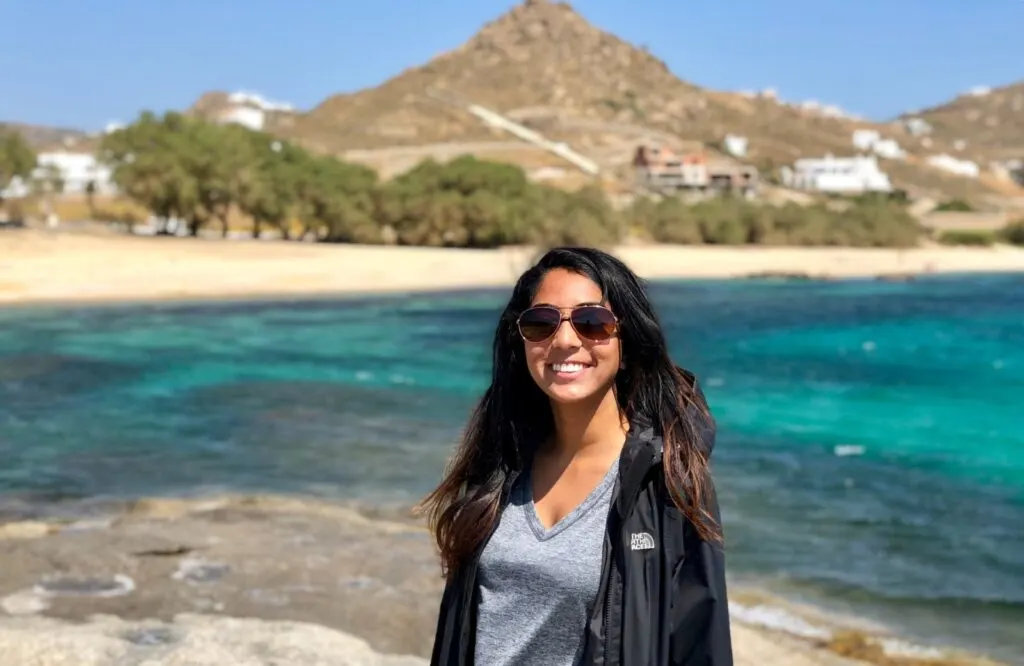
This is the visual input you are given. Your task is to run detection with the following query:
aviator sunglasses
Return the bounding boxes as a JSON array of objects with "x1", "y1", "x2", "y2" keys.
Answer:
[{"x1": 516, "y1": 305, "x2": 619, "y2": 343}]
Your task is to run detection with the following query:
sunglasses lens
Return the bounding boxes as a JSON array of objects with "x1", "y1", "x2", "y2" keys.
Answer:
[
  {"x1": 571, "y1": 306, "x2": 617, "y2": 341},
  {"x1": 518, "y1": 307, "x2": 561, "y2": 342}
]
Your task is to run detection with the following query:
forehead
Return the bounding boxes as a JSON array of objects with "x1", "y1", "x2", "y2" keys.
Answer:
[{"x1": 531, "y1": 269, "x2": 604, "y2": 308}]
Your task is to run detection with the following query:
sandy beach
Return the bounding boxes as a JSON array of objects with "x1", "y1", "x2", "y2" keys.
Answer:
[{"x1": 2, "y1": 228, "x2": 1024, "y2": 305}]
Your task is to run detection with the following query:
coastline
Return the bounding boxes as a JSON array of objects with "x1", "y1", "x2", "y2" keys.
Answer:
[
  {"x1": 2, "y1": 229, "x2": 1024, "y2": 306},
  {"x1": 0, "y1": 493, "x2": 1010, "y2": 666},
  {"x1": 2, "y1": 231, "x2": 1020, "y2": 663}
]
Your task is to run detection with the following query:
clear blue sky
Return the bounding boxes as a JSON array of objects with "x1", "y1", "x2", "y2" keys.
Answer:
[{"x1": 1, "y1": 0, "x2": 1020, "y2": 131}]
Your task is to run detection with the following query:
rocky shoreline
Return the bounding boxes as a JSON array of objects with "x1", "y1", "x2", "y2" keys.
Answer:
[{"x1": 0, "y1": 494, "x2": 1009, "y2": 665}]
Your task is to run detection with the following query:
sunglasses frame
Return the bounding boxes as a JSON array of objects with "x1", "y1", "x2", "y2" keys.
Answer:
[{"x1": 516, "y1": 304, "x2": 619, "y2": 343}]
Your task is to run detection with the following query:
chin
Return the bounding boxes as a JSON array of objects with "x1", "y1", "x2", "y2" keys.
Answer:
[{"x1": 543, "y1": 383, "x2": 604, "y2": 404}]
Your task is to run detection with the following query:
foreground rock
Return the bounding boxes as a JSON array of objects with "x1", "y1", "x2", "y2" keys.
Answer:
[
  {"x1": 0, "y1": 494, "x2": 1008, "y2": 666},
  {"x1": 0, "y1": 495, "x2": 443, "y2": 657},
  {"x1": 0, "y1": 613, "x2": 425, "y2": 666}
]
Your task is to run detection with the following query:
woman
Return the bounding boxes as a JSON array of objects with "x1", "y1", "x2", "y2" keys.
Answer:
[{"x1": 421, "y1": 247, "x2": 732, "y2": 665}]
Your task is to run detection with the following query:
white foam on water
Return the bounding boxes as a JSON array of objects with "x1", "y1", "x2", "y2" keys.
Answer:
[
  {"x1": 833, "y1": 444, "x2": 866, "y2": 457},
  {"x1": 880, "y1": 638, "x2": 944, "y2": 659},
  {"x1": 730, "y1": 599, "x2": 962, "y2": 661},
  {"x1": 728, "y1": 601, "x2": 832, "y2": 640}
]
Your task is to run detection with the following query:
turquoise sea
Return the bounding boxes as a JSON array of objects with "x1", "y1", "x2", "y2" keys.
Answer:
[{"x1": 1, "y1": 273, "x2": 1022, "y2": 661}]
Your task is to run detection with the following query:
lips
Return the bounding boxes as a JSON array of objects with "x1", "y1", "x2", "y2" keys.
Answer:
[{"x1": 547, "y1": 361, "x2": 593, "y2": 381}]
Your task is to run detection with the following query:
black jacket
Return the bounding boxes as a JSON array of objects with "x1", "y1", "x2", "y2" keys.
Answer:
[{"x1": 430, "y1": 402, "x2": 733, "y2": 665}]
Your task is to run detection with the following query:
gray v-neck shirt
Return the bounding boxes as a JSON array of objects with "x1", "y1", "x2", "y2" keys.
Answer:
[{"x1": 474, "y1": 462, "x2": 618, "y2": 666}]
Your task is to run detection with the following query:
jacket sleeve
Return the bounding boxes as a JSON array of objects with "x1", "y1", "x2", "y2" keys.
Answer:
[{"x1": 666, "y1": 480, "x2": 733, "y2": 665}]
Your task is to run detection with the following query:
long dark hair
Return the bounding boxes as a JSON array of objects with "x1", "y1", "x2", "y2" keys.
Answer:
[{"x1": 419, "y1": 246, "x2": 720, "y2": 578}]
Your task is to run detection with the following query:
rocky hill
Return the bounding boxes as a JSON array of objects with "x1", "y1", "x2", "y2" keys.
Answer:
[
  {"x1": 252, "y1": 0, "x2": 1009, "y2": 201},
  {"x1": 899, "y1": 81, "x2": 1024, "y2": 163},
  {"x1": 7, "y1": 0, "x2": 1021, "y2": 203}
]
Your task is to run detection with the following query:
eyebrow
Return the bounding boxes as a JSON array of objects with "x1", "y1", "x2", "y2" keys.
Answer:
[{"x1": 532, "y1": 301, "x2": 605, "y2": 308}]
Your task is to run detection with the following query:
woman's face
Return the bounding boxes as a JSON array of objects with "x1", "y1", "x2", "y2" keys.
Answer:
[{"x1": 521, "y1": 268, "x2": 622, "y2": 405}]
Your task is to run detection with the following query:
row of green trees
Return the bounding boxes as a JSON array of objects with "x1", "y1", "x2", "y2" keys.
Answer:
[
  {"x1": 0, "y1": 112, "x2": 938, "y2": 248},
  {"x1": 0, "y1": 129, "x2": 39, "y2": 203},
  {"x1": 99, "y1": 112, "x2": 623, "y2": 246},
  {"x1": 939, "y1": 221, "x2": 1024, "y2": 247},
  {"x1": 0, "y1": 129, "x2": 71, "y2": 221},
  {"x1": 629, "y1": 195, "x2": 922, "y2": 247},
  {"x1": 99, "y1": 112, "x2": 929, "y2": 248}
]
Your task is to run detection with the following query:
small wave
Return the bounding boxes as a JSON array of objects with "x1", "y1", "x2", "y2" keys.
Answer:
[
  {"x1": 834, "y1": 444, "x2": 865, "y2": 457},
  {"x1": 728, "y1": 601, "x2": 831, "y2": 639}
]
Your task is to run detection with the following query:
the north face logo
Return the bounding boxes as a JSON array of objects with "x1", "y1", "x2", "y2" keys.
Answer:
[{"x1": 630, "y1": 532, "x2": 656, "y2": 551}]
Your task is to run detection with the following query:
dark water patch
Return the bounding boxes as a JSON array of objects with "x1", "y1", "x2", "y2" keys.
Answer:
[
  {"x1": 122, "y1": 626, "x2": 178, "y2": 647},
  {"x1": 0, "y1": 354, "x2": 143, "y2": 401},
  {"x1": 35, "y1": 574, "x2": 135, "y2": 598}
]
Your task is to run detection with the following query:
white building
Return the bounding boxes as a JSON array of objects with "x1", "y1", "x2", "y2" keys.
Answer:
[
  {"x1": 209, "y1": 90, "x2": 297, "y2": 132},
  {"x1": 1, "y1": 151, "x2": 116, "y2": 200},
  {"x1": 871, "y1": 139, "x2": 905, "y2": 160},
  {"x1": 852, "y1": 129, "x2": 881, "y2": 151},
  {"x1": 851, "y1": 129, "x2": 906, "y2": 160},
  {"x1": 926, "y1": 154, "x2": 980, "y2": 178},
  {"x1": 723, "y1": 134, "x2": 748, "y2": 158},
  {"x1": 40, "y1": 152, "x2": 115, "y2": 194},
  {"x1": 226, "y1": 91, "x2": 295, "y2": 113},
  {"x1": 903, "y1": 118, "x2": 933, "y2": 136},
  {"x1": 819, "y1": 104, "x2": 847, "y2": 118},
  {"x1": 214, "y1": 106, "x2": 266, "y2": 131},
  {"x1": 782, "y1": 154, "x2": 893, "y2": 193}
]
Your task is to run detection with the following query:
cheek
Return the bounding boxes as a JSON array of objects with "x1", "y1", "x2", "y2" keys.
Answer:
[
  {"x1": 525, "y1": 344, "x2": 548, "y2": 376},
  {"x1": 594, "y1": 340, "x2": 621, "y2": 366}
]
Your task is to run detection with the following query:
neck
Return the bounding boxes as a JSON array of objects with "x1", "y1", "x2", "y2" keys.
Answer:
[{"x1": 549, "y1": 388, "x2": 627, "y2": 460}]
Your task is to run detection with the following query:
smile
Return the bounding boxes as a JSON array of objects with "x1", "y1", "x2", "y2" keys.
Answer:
[{"x1": 548, "y1": 362, "x2": 591, "y2": 376}]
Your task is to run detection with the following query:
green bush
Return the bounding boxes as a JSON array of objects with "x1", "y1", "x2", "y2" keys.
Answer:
[
  {"x1": 625, "y1": 196, "x2": 923, "y2": 248},
  {"x1": 934, "y1": 198, "x2": 974, "y2": 212},
  {"x1": 938, "y1": 230, "x2": 995, "y2": 246},
  {"x1": 1000, "y1": 220, "x2": 1024, "y2": 246}
]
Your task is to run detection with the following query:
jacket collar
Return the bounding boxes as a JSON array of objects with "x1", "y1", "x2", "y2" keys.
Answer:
[{"x1": 615, "y1": 416, "x2": 663, "y2": 519}]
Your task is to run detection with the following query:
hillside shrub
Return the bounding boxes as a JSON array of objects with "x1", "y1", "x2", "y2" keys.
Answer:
[
  {"x1": 1000, "y1": 220, "x2": 1024, "y2": 246},
  {"x1": 938, "y1": 230, "x2": 995, "y2": 246}
]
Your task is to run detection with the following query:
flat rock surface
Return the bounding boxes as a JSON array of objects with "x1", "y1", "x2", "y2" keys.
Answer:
[
  {"x1": 0, "y1": 613, "x2": 427, "y2": 666},
  {"x1": 0, "y1": 495, "x2": 1005, "y2": 666},
  {"x1": 0, "y1": 496, "x2": 443, "y2": 657}
]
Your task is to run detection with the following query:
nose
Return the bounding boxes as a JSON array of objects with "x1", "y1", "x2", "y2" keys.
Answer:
[{"x1": 551, "y1": 314, "x2": 582, "y2": 348}]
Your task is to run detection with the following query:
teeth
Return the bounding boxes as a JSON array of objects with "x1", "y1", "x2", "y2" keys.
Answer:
[{"x1": 552, "y1": 363, "x2": 585, "y2": 373}]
